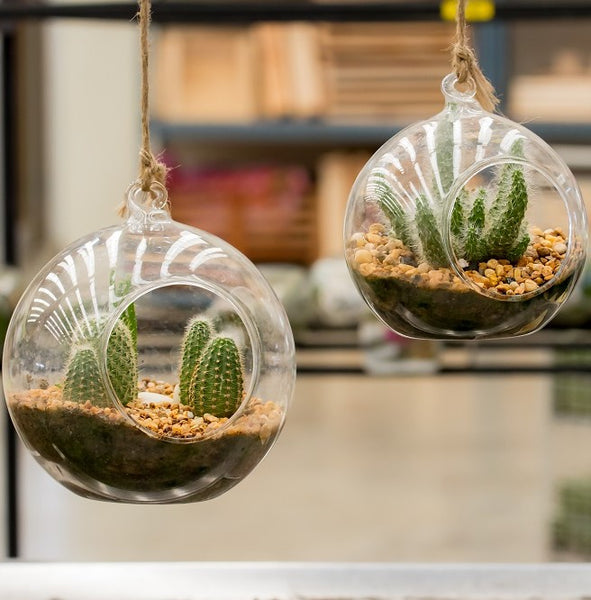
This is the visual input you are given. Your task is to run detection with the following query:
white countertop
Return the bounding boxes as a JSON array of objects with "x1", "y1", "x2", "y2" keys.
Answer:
[{"x1": 1, "y1": 562, "x2": 591, "y2": 600}]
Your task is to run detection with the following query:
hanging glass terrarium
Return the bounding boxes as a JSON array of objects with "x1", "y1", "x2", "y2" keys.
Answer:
[
  {"x1": 1, "y1": 2, "x2": 295, "y2": 504},
  {"x1": 344, "y1": 11, "x2": 587, "y2": 341},
  {"x1": 3, "y1": 181, "x2": 294, "y2": 503}
]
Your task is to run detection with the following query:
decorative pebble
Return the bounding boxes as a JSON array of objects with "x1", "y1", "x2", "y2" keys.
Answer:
[
  {"x1": 349, "y1": 223, "x2": 566, "y2": 297},
  {"x1": 354, "y1": 249, "x2": 373, "y2": 264}
]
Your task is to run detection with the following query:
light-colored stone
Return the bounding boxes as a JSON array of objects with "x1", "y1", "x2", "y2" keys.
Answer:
[{"x1": 354, "y1": 249, "x2": 373, "y2": 264}]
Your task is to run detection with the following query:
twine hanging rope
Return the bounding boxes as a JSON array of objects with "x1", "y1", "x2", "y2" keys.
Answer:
[
  {"x1": 119, "y1": 0, "x2": 168, "y2": 216},
  {"x1": 450, "y1": 0, "x2": 499, "y2": 112}
]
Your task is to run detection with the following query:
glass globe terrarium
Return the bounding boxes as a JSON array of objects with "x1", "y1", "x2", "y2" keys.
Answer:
[
  {"x1": 2, "y1": 182, "x2": 295, "y2": 503},
  {"x1": 345, "y1": 74, "x2": 588, "y2": 340}
]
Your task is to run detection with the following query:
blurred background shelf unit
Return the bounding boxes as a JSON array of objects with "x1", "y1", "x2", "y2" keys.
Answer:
[
  {"x1": 154, "y1": 20, "x2": 456, "y2": 266},
  {"x1": 152, "y1": 13, "x2": 591, "y2": 268}
]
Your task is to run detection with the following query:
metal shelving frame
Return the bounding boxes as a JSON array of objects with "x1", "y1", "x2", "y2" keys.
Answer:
[{"x1": 1, "y1": 0, "x2": 591, "y2": 562}]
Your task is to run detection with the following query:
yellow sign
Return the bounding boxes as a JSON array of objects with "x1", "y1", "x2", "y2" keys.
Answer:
[{"x1": 440, "y1": 0, "x2": 495, "y2": 22}]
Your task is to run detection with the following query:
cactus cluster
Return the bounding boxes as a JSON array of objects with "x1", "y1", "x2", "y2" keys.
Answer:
[
  {"x1": 179, "y1": 317, "x2": 244, "y2": 418},
  {"x1": 63, "y1": 306, "x2": 138, "y2": 407},
  {"x1": 370, "y1": 119, "x2": 530, "y2": 269}
]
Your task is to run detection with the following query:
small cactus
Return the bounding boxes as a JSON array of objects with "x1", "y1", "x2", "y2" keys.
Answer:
[
  {"x1": 189, "y1": 336, "x2": 244, "y2": 418},
  {"x1": 371, "y1": 127, "x2": 531, "y2": 268},
  {"x1": 63, "y1": 305, "x2": 138, "y2": 407},
  {"x1": 106, "y1": 319, "x2": 138, "y2": 406},
  {"x1": 415, "y1": 195, "x2": 447, "y2": 268},
  {"x1": 178, "y1": 318, "x2": 212, "y2": 404},
  {"x1": 464, "y1": 188, "x2": 487, "y2": 263},
  {"x1": 63, "y1": 345, "x2": 108, "y2": 406},
  {"x1": 120, "y1": 302, "x2": 138, "y2": 354}
]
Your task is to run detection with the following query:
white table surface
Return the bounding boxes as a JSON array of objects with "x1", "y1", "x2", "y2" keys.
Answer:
[{"x1": 1, "y1": 562, "x2": 591, "y2": 600}]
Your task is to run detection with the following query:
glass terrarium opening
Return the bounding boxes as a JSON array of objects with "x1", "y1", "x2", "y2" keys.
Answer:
[
  {"x1": 96, "y1": 281, "x2": 259, "y2": 442},
  {"x1": 442, "y1": 156, "x2": 574, "y2": 302}
]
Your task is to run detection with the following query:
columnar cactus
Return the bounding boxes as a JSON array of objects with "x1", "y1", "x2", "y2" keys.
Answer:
[
  {"x1": 106, "y1": 319, "x2": 138, "y2": 406},
  {"x1": 63, "y1": 345, "x2": 108, "y2": 406},
  {"x1": 178, "y1": 318, "x2": 212, "y2": 404},
  {"x1": 189, "y1": 336, "x2": 244, "y2": 418},
  {"x1": 63, "y1": 306, "x2": 138, "y2": 407}
]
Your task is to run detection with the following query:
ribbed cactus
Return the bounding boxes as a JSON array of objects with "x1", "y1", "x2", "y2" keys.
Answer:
[
  {"x1": 464, "y1": 188, "x2": 487, "y2": 263},
  {"x1": 485, "y1": 167, "x2": 529, "y2": 260},
  {"x1": 435, "y1": 115, "x2": 454, "y2": 195},
  {"x1": 63, "y1": 345, "x2": 108, "y2": 406},
  {"x1": 120, "y1": 303, "x2": 138, "y2": 354},
  {"x1": 178, "y1": 318, "x2": 212, "y2": 404},
  {"x1": 415, "y1": 195, "x2": 447, "y2": 268},
  {"x1": 189, "y1": 337, "x2": 244, "y2": 418},
  {"x1": 63, "y1": 305, "x2": 138, "y2": 406},
  {"x1": 370, "y1": 172, "x2": 415, "y2": 251},
  {"x1": 371, "y1": 126, "x2": 530, "y2": 268},
  {"x1": 106, "y1": 319, "x2": 138, "y2": 406}
]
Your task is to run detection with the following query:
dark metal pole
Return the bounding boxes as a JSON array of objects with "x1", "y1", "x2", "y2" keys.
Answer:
[
  {"x1": 0, "y1": 2, "x2": 589, "y2": 23},
  {"x1": 2, "y1": 28, "x2": 18, "y2": 559}
]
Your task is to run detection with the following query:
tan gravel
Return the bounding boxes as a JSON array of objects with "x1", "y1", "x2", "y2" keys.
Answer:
[{"x1": 348, "y1": 223, "x2": 567, "y2": 296}]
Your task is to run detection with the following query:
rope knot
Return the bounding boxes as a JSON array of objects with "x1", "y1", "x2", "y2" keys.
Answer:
[{"x1": 450, "y1": 0, "x2": 499, "y2": 112}]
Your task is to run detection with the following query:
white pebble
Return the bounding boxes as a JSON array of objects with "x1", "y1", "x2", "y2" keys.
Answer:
[
  {"x1": 138, "y1": 391, "x2": 171, "y2": 404},
  {"x1": 553, "y1": 242, "x2": 567, "y2": 254}
]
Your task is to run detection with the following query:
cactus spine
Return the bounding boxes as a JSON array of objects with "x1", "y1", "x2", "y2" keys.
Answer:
[
  {"x1": 178, "y1": 318, "x2": 212, "y2": 404},
  {"x1": 190, "y1": 337, "x2": 244, "y2": 418}
]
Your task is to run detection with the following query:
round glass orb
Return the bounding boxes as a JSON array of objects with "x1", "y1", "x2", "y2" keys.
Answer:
[
  {"x1": 344, "y1": 74, "x2": 588, "y2": 340},
  {"x1": 3, "y1": 182, "x2": 295, "y2": 503}
]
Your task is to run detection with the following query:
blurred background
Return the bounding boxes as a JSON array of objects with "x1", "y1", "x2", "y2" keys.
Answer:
[{"x1": 2, "y1": 0, "x2": 591, "y2": 563}]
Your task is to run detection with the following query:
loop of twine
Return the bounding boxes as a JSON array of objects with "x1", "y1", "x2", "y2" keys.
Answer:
[
  {"x1": 119, "y1": 0, "x2": 169, "y2": 217},
  {"x1": 450, "y1": 0, "x2": 499, "y2": 112}
]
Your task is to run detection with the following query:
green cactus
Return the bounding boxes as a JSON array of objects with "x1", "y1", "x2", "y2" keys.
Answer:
[
  {"x1": 178, "y1": 318, "x2": 212, "y2": 405},
  {"x1": 485, "y1": 167, "x2": 530, "y2": 260},
  {"x1": 63, "y1": 304, "x2": 138, "y2": 407},
  {"x1": 415, "y1": 195, "x2": 447, "y2": 268},
  {"x1": 464, "y1": 188, "x2": 487, "y2": 263},
  {"x1": 120, "y1": 303, "x2": 137, "y2": 354},
  {"x1": 106, "y1": 319, "x2": 138, "y2": 406},
  {"x1": 63, "y1": 345, "x2": 108, "y2": 406},
  {"x1": 189, "y1": 337, "x2": 244, "y2": 418},
  {"x1": 435, "y1": 115, "x2": 454, "y2": 195},
  {"x1": 371, "y1": 125, "x2": 531, "y2": 269},
  {"x1": 370, "y1": 173, "x2": 415, "y2": 251},
  {"x1": 450, "y1": 189, "x2": 468, "y2": 255}
]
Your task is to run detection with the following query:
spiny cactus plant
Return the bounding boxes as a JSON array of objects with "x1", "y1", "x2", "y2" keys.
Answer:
[
  {"x1": 178, "y1": 318, "x2": 212, "y2": 405},
  {"x1": 106, "y1": 319, "x2": 138, "y2": 405},
  {"x1": 371, "y1": 122, "x2": 530, "y2": 269},
  {"x1": 63, "y1": 306, "x2": 138, "y2": 406},
  {"x1": 63, "y1": 344, "x2": 108, "y2": 406},
  {"x1": 189, "y1": 336, "x2": 244, "y2": 419}
]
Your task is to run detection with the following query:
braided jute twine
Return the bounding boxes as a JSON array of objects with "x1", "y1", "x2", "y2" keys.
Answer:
[
  {"x1": 119, "y1": 0, "x2": 169, "y2": 217},
  {"x1": 450, "y1": 0, "x2": 499, "y2": 112}
]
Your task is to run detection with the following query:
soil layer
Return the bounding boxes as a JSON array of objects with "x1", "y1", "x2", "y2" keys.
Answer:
[
  {"x1": 349, "y1": 224, "x2": 579, "y2": 339},
  {"x1": 9, "y1": 387, "x2": 281, "y2": 502}
]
